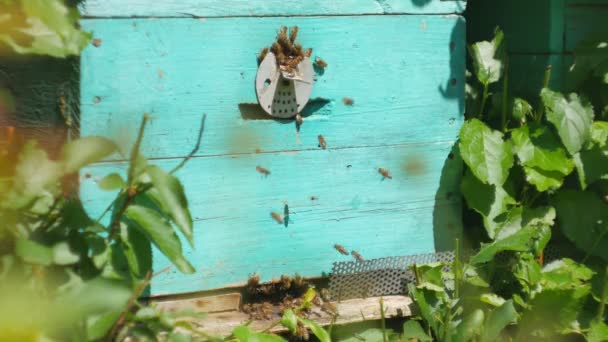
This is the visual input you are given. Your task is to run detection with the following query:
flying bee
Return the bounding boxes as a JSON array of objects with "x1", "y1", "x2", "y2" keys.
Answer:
[
  {"x1": 289, "y1": 26, "x2": 299, "y2": 43},
  {"x1": 314, "y1": 57, "x2": 328, "y2": 69},
  {"x1": 351, "y1": 250, "x2": 364, "y2": 262},
  {"x1": 334, "y1": 244, "x2": 349, "y2": 256},
  {"x1": 310, "y1": 196, "x2": 318, "y2": 201},
  {"x1": 378, "y1": 168, "x2": 392, "y2": 179},
  {"x1": 318, "y1": 135, "x2": 327, "y2": 149},
  {"x1": 283, "y1": 202, "x2": 290, "y2": 227},
  {"x1": 258, "y1": 47, "x2": 269, "y2": 64},
  {"x1": 271, "y1": 212, "x2": 284, "y2": 225},
  {"x1": 256, "y1": 165, "x2": 271, "y2": 176},
  {"x1": 342, "y1": 97, "x2": 354, "y2": 106}
]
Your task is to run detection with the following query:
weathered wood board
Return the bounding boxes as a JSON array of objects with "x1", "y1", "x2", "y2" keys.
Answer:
[{"x1": 80, "y1": 3, "x2": 465, "y2": 296}]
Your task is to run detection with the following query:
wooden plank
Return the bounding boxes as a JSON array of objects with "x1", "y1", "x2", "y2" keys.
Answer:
[
  {"x1": 171, "y1": 295, "x2": 413, "y2": 337},
  {"x1": 79, "y1": 15, "x2": 465, "y2": 159},
  {"x1": 81, "y1": 142, "x2": 462, "y2": 295},
  {"x1": 80, "y1": 0, "x2": 465, "y2": 17},
  {"x1": 155, "y1": 293, "x2": 242, "y2": 313},
  {"x1": 565, "y1": 0, "x2": 608, "y2": 51}
]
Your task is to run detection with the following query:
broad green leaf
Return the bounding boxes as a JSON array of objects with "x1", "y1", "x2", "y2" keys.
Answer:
[
  {"x1": 125, "y1": 205, "x2": 195, "y2": 274},
  {"x1": 454, "y1": 309, "x2": 484, "y2": 342},
  {"x1": 542, "y1": 89, "x2": 594, "y2": 155},
  {"x1": 52, "y1": 241, "x2": 79, "y2": 265},
  {"x1": 98, "y1": 173, "x2": 126, "y2": 191},
  {"x1": 495, "y1": 206, "x2": 555, "y2": 240},
  {"x1": 481, "y1": 300, "x2": 517, "y2": 342},
  {"x1": 233, "y1": 326, "x2": 286, "y2": 342},
  {"x1": 512, "y1": 124, "x2": 574, "y2": 174},
  {"x1": 119, "y1": 223, "x2": 152, "y2": 278},
  {"x1": 459, "y1": 119, "x2": 513, "y2": 186},
  {"x1": 514, "y1": 253, "x2": 542, "y2": 291},
  {"x1": 300, "y1": 318, "x2": 331, "y2": 342},
  {"x1": 134, "y1": 307, "x2": 158, "y2": 321},
  {"x1": 542, "y1": 259, "x2": 594, "y2": 288},
  {"x1": 0, "y1": 87, "x2": 16, "y2": 112},
  {"x1": 480, "y1": 293, "x2": 506, "y2": 307},
  {"x1": 588, "y1": 320, "x2": 608, "y2": 342},
  {"x1": 590, "y1": 121, "x2": 608, "y2": 148},
  {"x1": 168, "y1": 332, "x2": 193, "y2": 342},
  {"x1": 552, "y1": 190, "x2": 608, "y2": 262},
  {"x1": 463, "y1": 264, "x2": 490, "y2": 287},
  {"x1": 0, "y1": 0, "x2": 91, "y2": 57},
  {"x1": 15, "y1": 239, "x2": 52, "y2": 265},
  {"x1": 402, "y1": 320, "x2": 432, "y2": 341},
  {"x1": 146, "y1": 166, "x2": 193, "y2": 246},
  {"x1": 86, "y1": 311, "x2": 121, "y2": 341},
  {"x1": 62, "y1": 137, "x2": 117, "y2": 174},
  {"x1": 280, "y1": 309, "x2": 297, "y2": 333},
  {"x1": 567, "y1": 31, "x2": 608, "y2": 88},
  {"x1": 7, "y1": 141, "x2": 62, "y2": 209},
  {"x1": 303, "y1": 288, "x2": 317, "y2": 304},
  {"x1": 461, "y1": 171, "x2": 516, "y2": 239},
  {"x1": 522, "y1": 166, "x2": 567, "y2": 192},
  {"x1": 334, "y1": 327, "x2": 396, "y2": 342},
  {"x1": 469, "y1": 28, "x2": 504, "y2": 85},
  {"x1": 591, "y1": 266, "x2": 608, "y2": 303},
  {"x1": 412, "y1": 262, "x2": 445, "y2": 292},
  {"x1": 573, "y1": 147, "x2": 608, "y2": 189},
  {"x1": 471, "y1": 225, "x2": 550, "y2": 264},
  {"x1": 407, "y1": 284, "x2": 443, "y2": 336},
  {"x1": 512, "y1": 98, "x2": 532, "y2": 123}
]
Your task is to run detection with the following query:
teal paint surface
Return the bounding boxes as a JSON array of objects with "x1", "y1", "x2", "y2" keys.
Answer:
[
  {"x1": 80, "y1": 11, "x2": 466, "y2": 295},
  {"x1": 80, "y1": 16, "x2": 465, "y2": 159},
  {"x1": 81, "y1": 0, "x2": 465, "y2": 17}
]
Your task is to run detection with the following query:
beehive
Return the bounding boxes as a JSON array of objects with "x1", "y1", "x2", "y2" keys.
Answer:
[{"x1": 79, "y1": 0, "x2": 466, "y2": 296}]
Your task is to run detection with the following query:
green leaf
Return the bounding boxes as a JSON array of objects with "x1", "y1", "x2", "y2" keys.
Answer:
[
  {"x1": 0, "y1": 87, "x2": 16, "y2": 112},
  {"x1": 86, "y1": 311, "x2": 121, "y2": 341},
  {"x1": 119, "y1": 222, "x2": 152, "y2": 278},
  {"x1": 146, "y1": 166, "x2": 194, "y2": 246},
  {"x1": 300, "y1": 318, "x2": 331, "y2": 342},
  {"x1": 57, "y1": 277, "x2": 131, "y2": 323},
  {"x1": 0, "y1": 0, "x2": 91, "y2": 57},
  {"x1": 542, "y1": 258, "x2": 594, "y2": 288},
  {"x1": 407, "y1": 284, "x2": 443, "y2": 336},
  {"x1": 125, "y1": 205, "x2": 195, "y2": 274},
  {"x1": 459, "y1": 119, "x2": 514, "y2": 186},
  {"x1": 512, "y1": 98, "x2": 532, "y2": 123},
  {"x1": 168, "y1": 332, "x2": 193, "y2": 342},
  {"x1": 481, "y1": 300, "x2": 517, "y2": 342},
  {"x1": 62, "y1": 137, "x2": 117, "y2": 174},
  {"x1": 15, "y1": 239, "x2": 53, "y2": 265},
  {"x1": 98, "y1": 173, "x2": 126, "y2": 191},
  {"x1": 573, "y1": 146, "x2": 608, "y2": 189},
  {"x1": 280, "y1": 309, "x2": 297, "y2": 333},
  {"x1": 469, "y1": 28, "x2": 504, "y2": 85},
  {"x1": 588, "y1": 320, "x2": 608, "y2": 342},
  {"x1": 454, "y1": 309, "x2": 484, "y2": 342},
  {"x1": 542, "y1": 89, "x2": 594, "y2": 155},
  {"x1": 461, "y1": 171, "x2": 516, "y2": 239},
  {"x1": 511, "y1": 124, "x2": 574, "y2": 191},
  {"x1": 135, "y1": 307, "x2": 159, "y2": 321},
  {"x1": 480, "y1": 293, "x2": 506, "y2": 307},
  {"x1": 494, "y1": 206, "x2": 556, "y2": 240},
  {"x1": 52, "y1": 241, "x2": 80, "y2": 265},
  {"x1": 402, "y1": 320, "x2": 432, "y2": 341},
  {"x1": 233, "y1": 326, "x2": 286, "y2": 342},
  {"x1": 471, "y1": 225, "x2": 550, "y2": 264},
  {"x1": 514, "y1": 253, "x2": 542, "y2": 291},
  {"x1": 522, "y1": 166, "x2": 567, "y2": 192},
  {"x1": 413, "y1": 262, "x2": 445, "y2": 292},
  {"x1": 590, "y1": 121, "x2": 608, "y2": 148},
  {"x1": 552, "y1": 190, "x2": 608, "y2": 262}
]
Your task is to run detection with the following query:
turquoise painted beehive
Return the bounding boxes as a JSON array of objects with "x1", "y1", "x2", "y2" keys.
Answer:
[{"x1": 79, "y1": 0, "x2": 466, "y2": 296}]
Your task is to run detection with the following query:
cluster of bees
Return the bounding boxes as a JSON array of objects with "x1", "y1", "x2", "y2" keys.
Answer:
[
  {"x1": 258, "y1": 26, "x2": 311, "y2": 74},
  {"x1": 334, "y1": 244, "x2": 364, "y2": 262}
]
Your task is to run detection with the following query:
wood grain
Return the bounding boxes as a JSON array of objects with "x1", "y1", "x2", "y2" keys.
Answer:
[
  {"x1": 80, "y1": 0, "x2": 466, "y2": 17},
  {"x1": 81, "y1": 142, "x2": 462, "y2": 295},
  {"x1": 79, "y1": 15, "x2": 465, "y2": 159}
]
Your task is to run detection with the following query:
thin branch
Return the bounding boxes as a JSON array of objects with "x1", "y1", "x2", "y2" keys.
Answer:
[
  {"x1": 170, "y1": 113, "x2": 207, "y2": 175},
  {"x1": 128, "y1": 113, "x2": 150, "y2": 185},
  {"x1": 107, "y1": 271, "x2": 153, "y2": 340}
]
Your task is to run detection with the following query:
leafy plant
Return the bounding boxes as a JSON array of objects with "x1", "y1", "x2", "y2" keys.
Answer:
[{"x1": 407, "y1": 28, "x2": 608, "y2": 341}]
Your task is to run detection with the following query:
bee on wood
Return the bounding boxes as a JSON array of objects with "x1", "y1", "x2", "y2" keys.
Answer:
[
  {"x1": 378, "y1": 168, "x2": 392, "y2": 179},
  {"x1": 305, "y1": 48, "x2": 313, "y2": 58},
  {"x1": 351, "y1": 250, "x2": 364, "y2": 262},
  {"x1": 256, "y1": 165, "x2": 271, "y2": 176},
  {"x1": 283, "y1": 202, "x2": 290, "y2": 227},
  {"x1": 92, "y1": 38, "x2": 102, "y2": 47},
  {"x1": 314, "y1": 57, "x2": 328, "y2": 69},
  {"x1": 289, "y1": 26, "x2": 299, "y2": 43},
  {"x1": 280, "y1": 274, "x2": 292, "y2": 289},
  {"x1": 310, "y1": 196, "x2": 318, "y2": 201},
  {"x1": 270, "y1": 42, "x2": 282, "y2": 57},
  {"x1": 295, "y1": 113, "x2": 303, "y2": 127},
  {"x1": 247, "y1": 273, "x2": 261, "y2": 294},
  {"x1": 293, "y1": 273, "x2": 305, "y2": 289},
  {"x1": 342, "y1": 97, "x2": 354, "y2": 106},
  {"x1": 258, "y1": 47, "x2": 269, "y2": 64},
  {"x1": 321, "y1": 302, "x2": 338, "y2": 316},
  {"x1": 334, "y1": 244, "x2": 349, "y2": 256},
  {"x1": 271, "y1": 212, "x2": 284, "y2": 224},
  {"x1": 318, "y1": 135, "x2": 327, "y2": 149}
]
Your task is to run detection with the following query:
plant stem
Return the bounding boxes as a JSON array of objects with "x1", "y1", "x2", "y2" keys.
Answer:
[
  {"x1": 598, "y1": 266, "x2": 608, "y2": 321},
  {"x1": 127, "y1": 113, "x2": 150, "y2": 185},
  {"x1": 413, "y1": 263, "x2": 420, "y2": 285},
  {"x1": 380, "y1": 297, "x2": 387, "y2": 342},
  {"x1": 454, "y1": 238, "x2": 461, "y2": 300},
  {"x1": 543, "y1": 65, "x2": 552, "y2": 89},
  {"x1": 501, "y1": 58, "x2": 509, "y2": 132},
  {"x1": 107, "y1": 271, "x2": 153, "y2": 341},
  {"x1": 169, "y1": 114, "x2": 206, "y2": 175},
  {"x1": 479, "y1": 82, "x2": 489, "y2": 119}
]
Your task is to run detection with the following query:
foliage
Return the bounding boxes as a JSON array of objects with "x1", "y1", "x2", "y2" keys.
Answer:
[{"x1": 408, "y1": 28, "x2": 608, "y2": 341}]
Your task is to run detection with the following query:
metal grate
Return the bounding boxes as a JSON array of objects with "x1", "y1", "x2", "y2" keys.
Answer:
[{"x1": 329, "y1": 245, "x2": 564, "y2": 301}]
